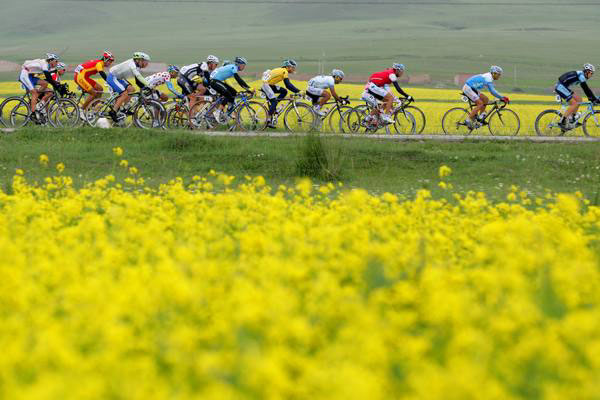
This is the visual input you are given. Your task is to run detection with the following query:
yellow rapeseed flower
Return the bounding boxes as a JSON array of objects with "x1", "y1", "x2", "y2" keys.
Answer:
[
  {"x1": 112, "y1": 147, "x2": 124, "y2": 157},
  {"x1": 439, "y1": 165, "x2": 452, "y2": 178},
  {"x1": 39, "y1": 154, "x2": 49, "y2": 166},
  {"x1": 56, "y1": 162, "x2": 65, "y2": 173}
]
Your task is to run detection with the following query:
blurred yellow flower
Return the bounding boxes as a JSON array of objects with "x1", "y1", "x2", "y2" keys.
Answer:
[
  {"x1": 56, "y1": 162, "x2": 65, "y2": 173},
  {"x1": 439, "y1": 165, "x2": 452, "y2": 178},
  {"x1": 112, "y1": 147, "x2": 124, "y2": 157},
  {"x1": 39, "y1": 154, "x2": 49, "y2": 166}
]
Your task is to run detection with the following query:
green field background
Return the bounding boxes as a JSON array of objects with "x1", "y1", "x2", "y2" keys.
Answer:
[{"x1": 1, "y1": 0, "x2": 599, "y2": 91}]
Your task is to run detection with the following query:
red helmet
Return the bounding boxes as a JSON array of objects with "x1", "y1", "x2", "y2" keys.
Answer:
[{"x1": 102, "y1": 51, "x2": 114, "y2": 61}]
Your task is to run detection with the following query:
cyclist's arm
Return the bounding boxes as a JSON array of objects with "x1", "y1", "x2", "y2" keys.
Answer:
[
  {"x1": 99, "y1": 71, "x2": 108, "y2": 81},
  {"x1": 132, "y1": 68, "x2": 149, "y2": 88},
  {"x1": 580, "y1": 82, "x2": 598, "y2": 102},
  {"x1": 43, "y1": 70, "x2": 61, "y2": 90},
  {"x1": 166, "y1": 80, "x2": 183, "y2": 97},
  {"x1": 392, "y1": 81, "x2": 409, "y2": 97},
  {"x1": 330, "y1": 85, "x2": 341, "y2": 101},
  {"x1": 233, "y1": 73, "x2": 250, "y2": 90},
  {"x1": 486, "y1": 82, "x2": 503, "y2": 99},
  {"x1": 135, "y1": 76, "x2": 147, "y2": 89},
  {"x1": 283, "y1": 78, "x2": 300, "y2": 94}
]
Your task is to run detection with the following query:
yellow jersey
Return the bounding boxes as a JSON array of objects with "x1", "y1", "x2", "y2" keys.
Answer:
[{"x1": 264, "y1": 67, "x2": 289, "y2": 85}]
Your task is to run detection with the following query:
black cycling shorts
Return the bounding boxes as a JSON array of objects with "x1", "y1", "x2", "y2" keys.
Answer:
[{"x1": 177, "y1": 76, "x2": 198, "y2": 96}]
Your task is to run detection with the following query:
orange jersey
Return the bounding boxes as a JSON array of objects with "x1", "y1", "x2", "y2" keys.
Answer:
[{"x1": 74, "y1": 59, "x2": 105, "y2": 78}]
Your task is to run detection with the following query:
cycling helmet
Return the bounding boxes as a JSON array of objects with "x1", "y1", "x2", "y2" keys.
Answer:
[
  {"x1": 46, "y1": 53, "x2": 59, "y2": 61},
  {"x1": 207, "y1": 55, "x2": 219, "y2": 64},
  {"x1": 223, "y1": 60, "x2": 232, "y2": 66},
  {"x1": 56, "y1": 62, "x2": 66, "y2": 71},
  {"x1": 332, "y1": 69, "x2": 345, "y2": 79},
  {"x1": 167, "y1": 65, "x2": 180, "y2": 73},
  {"x1": 234, "y1": 56, "x2": 247, "y2": 65},
  {"x1": 133, "y1": 52, "x2": 151, "y2": 61},
  {"x1": 490, "y1": 65, "x2": 503, "y2": 74},
  {"x1": 392, "y1": 63, "x2": 405, "y2": 71},
  {"x1": 283, "y1": 59, "x2": 298, "y2": 67},
  {"x1": 102, "y1": 51, "x2": 115, "y2": 61},
  {"x1": 584, "y1": 63, "x2": 596, "y2": 73}
]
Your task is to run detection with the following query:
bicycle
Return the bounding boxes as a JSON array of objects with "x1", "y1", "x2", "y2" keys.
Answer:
[
  {"x1": 0, "y1": 85, "x2": 79, "y2": 128},
  {"x1": 312, "y1": 95, "x2": 353, "y2": 133},
  {"x1": 394, "y1": 97, "x2": 426, "y2": 134},
  {"x1": 534, "y1": 97, "x2": 600, "y2": 137},
  {"x1": 346, "y1": 98, "x2": 416, "y2": 134},
  {"x1": 441, "y1": 94, "x2": 520, "y2": 135},
  {"x1": 259, "y1": 91, "x2": 315, "y2": 133},
  {"x1": 195, "y1": 90, "x2": 267, "y2": 132},
  {"x1": 86, "y1": 89, "x2": 166, "y2": 129}
]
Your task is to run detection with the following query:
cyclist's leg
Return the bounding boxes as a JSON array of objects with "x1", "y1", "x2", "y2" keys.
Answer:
[
  {"x1": 37, "y1": 81, "x2": 52, "y2": 112},
  {"x1": 20, "y1": 71, "x2": 40, "y2": 112},
  {"x1": 564, "y1": 95, "x2": 580, "y2": 121},
  {"x1": 366, "y1": 83, "x2": 387, "y2": 117},
  {"x1": 463, "y1": 84, "x2": 482, "y2": 121},
  {"x1": 478, "y1": 93, "x2": 489, "y2": 117},
  {"x1": 77, "y1": 73, "x2": 103, "y2": 110}
]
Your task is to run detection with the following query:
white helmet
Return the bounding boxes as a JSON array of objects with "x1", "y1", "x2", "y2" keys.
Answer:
[
  {"x1": 332, "y1": 69, "x2": 344, "y2": 79},
  {"x1": 46, "y1": 53, "x2": 59, "y2": 61},
  {"x1": 133, "y1": 52, "x2": 151, "y2": 61},
  {"x1": 490, "y1": 65, "x2": 503, "y2": 75},
  {"x1": 583, "y1": 63, "x2": 595, "y2": 73},
  {"x1": 207, "y1": 55, "x2": 219, "y2": 64}
]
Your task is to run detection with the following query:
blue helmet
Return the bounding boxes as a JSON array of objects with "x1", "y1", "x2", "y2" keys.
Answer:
[
  {"x1": 283, "y1": 59, "x2": 298, "y2": 68},
  {"x1": 235, "y1": 56, "x2": 247, "y2": 65},
  {"x1": 490, "y1": 65, "x2": 503, "y2": 75},
  {"x1": 392, "y1": 63, "x2": 405, "y2": 71},
  {"x1": 167, "y1": 65, "x2": 179, "y2": 73},
  {"x1": 332, "y1": 69, "x2": 344, "y2": 79}
]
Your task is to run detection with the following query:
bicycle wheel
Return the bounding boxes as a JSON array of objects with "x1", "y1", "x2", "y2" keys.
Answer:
[
  {"x1": 1, "y1": 97, "x2": 30, "y2": 128},
  {"x1": 49, "y1": 98, "x2": 80, "y2": 128},
  {"x1": 393, "y1": 109, "x2": 416, "y2": 134},
  {"x1": 582, "y1": 110, "x2": 600, "y2": 137},
  {"x1": 488, "y1": 108, "x2": 520, "y2": 136},
  {"x1": 283, "y1": 102, "x2": 316, "y2": 133},
  {"x1": 133, "y1": 100, "x2": 165, "y2": 129},
  {"x1": 327, "y1": 106, "x2": 352, "y2": 133},
  {"x1": 346, "y1": 105, "x2": 370, "y2": 133},
  {"x1": 167, "y1": 106, "x2": 190, "y2": 129},
  {"x1": 534, "y1": 110, "x2": 564, "y2": 137},
  {"x1": 86, "y1": 98, "x2": 110, "y2": 126},
  {"x1": 404, "y1": 106, "x2": 426, "y2": 134},
  {"x1": 441, "y1": 107, "x2": 471, "y2": 135},
  {"x1": 236, "y1": 101, "x2": 268, "y2": 132}
]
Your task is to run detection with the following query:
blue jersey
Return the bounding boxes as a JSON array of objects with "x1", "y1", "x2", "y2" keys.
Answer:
[
  {"x1": 210, "y1": 64, "x2": 239, "y2": 82},
  {"x1": 465, "y1": 72, "x2": 502, "y2": 99}
]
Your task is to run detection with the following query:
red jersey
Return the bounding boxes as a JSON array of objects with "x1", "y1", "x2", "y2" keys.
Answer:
[
  {"x1": 74, "y1": 59, "x2": 105, "y2": 78},
  {"x1": 368, "y1": 69, "x2": 398, "y2": 87}
]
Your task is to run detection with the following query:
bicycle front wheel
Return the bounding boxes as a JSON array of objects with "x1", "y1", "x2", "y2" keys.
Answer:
[
  {"x1": 345, "y1": 105, "x2": 370, "y2": 133},
  {"x1": 133, "y1": 100, "x2": 165, "y2": 129},
  {"x1": 167, "y1": 107, "x2": 190, "y2": 129},
  {"x1": 393, "y1": 109, "x2": 416, "y2": 134},
  {"x1": 488, "y1": 108, "x2": 520, "y2": 136},
  {"x1": 534, "y1": 110, "x2": 564, "y2": 137},
  {"x1": 582, "y1": 110, "x2": 600, "y2": 137},
  {"x1": 283, "y1": 103, "x2": 316, "y2": 133},
  {"x1": 404, "y1": 106, "x2": 426, "y2": 134},
  {"x1": 1, "y1": 97, "x2": 30, "y2": 128},
  {"x1": 326, "y1": 106, "x2": 352, "y2": 133},
  {"x1": 441, "y1": 107, "x2": 470, "y2": 135},
  {"x1": 236, "y1": 101, "x2": 268, "y2": 132},
  {"x1": 50, "y1": 98, "x2": 80, "y2": 128}
]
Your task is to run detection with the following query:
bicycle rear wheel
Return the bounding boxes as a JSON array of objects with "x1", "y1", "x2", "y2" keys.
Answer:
[
  {"x1": 167, "y1": 107, "x2": 190, "y2": 129},
  {"x1": 284, "y1": 103, "x2": 316, "y2": 133},
  {"x1": 327, "y1": 106, "x2": 352, "y2": 133},
  {"x1": 488, "y1": 108, "x2": 520, "y2": 136},
  {"x1": 1, "y1": 97, "x2": 30, "y2": 128},
  {"x1": 441, "y1": 107, "x2": 471, "y2": 135},
  {"x1": 86, "y1": 98, "x2": 111, "y2": 127},
  {"x1": 534, "y1": 110, "x2": 564, "y2": 137},
  {"x1": 582, "y1": 111, "x2": 600, "y2": 137},
  {"x1": 345, "y1": 105, "x2": 370, "y2": 133},
  {"x1": 49, "y1": 98, "x2": 80, "y2": 128},
  {"x1": 133, "y1": 100, "x2": 165, "y2": 129},
  {"x1": 236, "y1": 101, "x2": 268, "y2": 132}
]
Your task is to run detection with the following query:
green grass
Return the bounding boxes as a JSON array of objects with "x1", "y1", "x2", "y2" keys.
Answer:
[
  {"x1": 1, "y1": 127, "x2": 600, "y2": 202},
  {"x1": 1, "y1": 1, "x2": 599, "y2": 91}
]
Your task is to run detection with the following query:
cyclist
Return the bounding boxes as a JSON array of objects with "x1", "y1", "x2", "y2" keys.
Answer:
[
  {"x1": 146, "y1": 65, "x2": 183, "y2": 102},
  {"x1": 74, "y1": 51, "x2": 115, "y2": 115},
  {"x1": 106, "y1": 52, "x2": 151, "y2": 123},
  {"x1": 19, "y1": 53, "x2": 65, "y2": 120},
  {"x1": 209, "y1": 56, "x2": 253, "y2": 113},
  {"x1": 463, "y1": 66, "x2": 509, "y2": 128},
  {"x1": 555, "y1": 64, "x2": 599, "y2": 128},
  {"x1": 40, "y1": 62, "x2": 69, "y2": 106},
  {"x1": 261, "y1": 59, "x2": 301, "y2": 128},
  {"x1": 363, "y1": 63, "x2": 413, "y2": 124},
  {"x1": 178, "y1": 55, "x2": 220, "y2": 112},
  {"x1": 306, "y1": 69, "x2": 345, "y2": 116}
]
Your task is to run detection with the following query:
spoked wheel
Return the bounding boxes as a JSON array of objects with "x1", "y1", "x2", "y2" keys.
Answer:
[
  {"x1": 86, "y1": 98, "x2": 111, "y2": 127},
  {"x1": 327, "y1": 106, "x2": 352, "y2": 133},
  {"x1": 534, "y1": 110, "x2": 565, "y2": 137},
  {"x1": 393, "y1": 109, "x2": 416, "y2": 134},
  {"x1": 488, "y1": 108, "x2": 520, "y2": 136},
  {"x1": 0, "y1": 97, "x2": 31, "y2": 128},
  {"x1": 345, "y1": 105, "x2": 370, "y2": 133},
  {"x1": 283, "y1": 102, "x2": 316, "y2": 133},
  {"x1": 441, "y1": 107, "x2": 471, "y2": 135},
  {"x1": 404, "y1": 106, "x2": 426, "y2": 134},
  {"x1": 49, "y1": 98, "x2": 80, "y2": 127},
  {"x1": 167, "y1": 106, "x2": 190, "y2": 129},
  {"x1": 582, "y1": 110, "x2": 600, "y2": 137},
  {"x1": 133, "y1": 100, "x2": 166, "y2": 129},
  {"x1": 236, "y1": 101, "x2": 268, "y2": 132}
]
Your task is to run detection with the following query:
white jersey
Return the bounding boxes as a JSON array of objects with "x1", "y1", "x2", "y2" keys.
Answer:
[
  {"x1": 146, "y1": 72, "x2": 171, "y2": 89},
  {"x1": 22, "y1": 59, "x2": 51, "y2": 74},
  {"x1": 180, "y1": 62, "x2": 208, "y2": 80},
  {"x1": 109, "y1": 59, "x2": 147, "y2": 85},
  {"x1": 308, "y1": 75, "x2": 335, "y2": 89}
]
